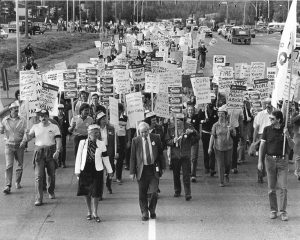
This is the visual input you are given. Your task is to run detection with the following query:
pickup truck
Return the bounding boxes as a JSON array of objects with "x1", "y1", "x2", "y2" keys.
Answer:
[{"x1": 8, "y1": 21, "x2": 46, "y2": 35}]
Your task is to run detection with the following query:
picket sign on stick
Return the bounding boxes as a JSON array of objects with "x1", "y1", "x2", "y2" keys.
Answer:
[
  {"x1": 71, "y1": 98, "x2": 75, "y2": 119},
  {"x1": 151, "y1": 91, "x2": 154, "y2": 112},
  {"x1": 26, "y1": 100, "x2": 29, "y2": 129},
  {"x1": 283, "y1": 62, "x2": 293, "y2": 156},
  {"x1": 174, "y1": 115, "x2": 178, "y2": 147}
]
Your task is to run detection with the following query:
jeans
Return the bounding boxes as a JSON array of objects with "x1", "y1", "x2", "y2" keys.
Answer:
[
  {"x1": 4, "y1": 144, "x2": 24, "y2": 187},
  {"x1": 265, "y1": 155, "x2": 288, "y2": 213},
  {"x1": 214, "y1": 149, "x2": 233, "y2": 184},
  {"x1": 172, "y1": 156, "x2": 191, "y2": 197},
  {"x1": 201, "y1": 132, "x2": 216, "y2": 172},
  {"x1": 191, "y1": 143, "x2": 199, "y2": 177}
]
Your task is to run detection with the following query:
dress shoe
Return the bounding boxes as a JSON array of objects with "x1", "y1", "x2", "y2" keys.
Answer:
[
  {"x1": 99, "y1": 196, "x2": 103, "y2": 201},
  {"x1": 150, "y1": 213, "x2": 156, "y2": 219},
  {"x1": 49, "y1": 193, "x2": 55, "y2": 199},
  {"x1": 269, "y1": 211, "x2": 277, "y2": 219},
  {"x1": 142, "y1": 213, "x2": 149, "y2": 221},
  {"x1": 107, "y1": 188, "x2": 112, "y2": 194},
  {"x1": 191, "y1": 176, "x2": 196, "y2": 183},
  {"x1": 86, "y1": 215, "x2": 92, "y2": 220},
  {"x1": 173, "y1": 193, "x2": 181, "y2": 197},
  {"x1": 93, "y1": 216, "x2": 101, "y2": 223},
  {"x1": 62, "y1": 164, "x2": 67, "y2": 168},
  {"x1": 210, "y1": 171, "x2": 216, "y2": 177},
  {"x1": 34, "y1": 200, "x2": 43, "y2": 206},
  {"x1": 3, "y1": 186, "x2": 11, "y2": 194},
  {"x1": 185, "y1": 196, "x2": 192, "y2": 201},
  {"x1": 15, "y1": 183, "x2": 22, "y2": 189}
]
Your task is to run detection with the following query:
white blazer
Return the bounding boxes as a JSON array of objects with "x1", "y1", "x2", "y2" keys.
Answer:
[{"x1": 75, "y1": 139, "x2": 113, "y2": 175}]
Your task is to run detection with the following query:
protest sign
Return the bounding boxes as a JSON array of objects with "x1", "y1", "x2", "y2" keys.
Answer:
[
  {"x1": 283, "y1": 73, "x2": 296, "y2": 101},
  {"x1": 190, "y1": 74, "x2": 210, "y2": 105},
  {"x1": 213, "y1": 55, "x2": 226, "y2": 77},
  {"x1": 218, "y1": 67, "x2": 234, "y2": 93},
  {"x1": 248, "y1": 90, "x2": 263, "y2": 112},
  {"x1": 130, "y1": 65, "x2": 145, "y2": 85},
  {"x1": 182, "y1": 58, "x2": 198, "y2": 75},
  {"x1": 170, "y1": 51, "x2": 183, "y2": 63},
  {"x1": 254, "y1": 79, "x2": 269, "y2": 100},
  {"x1": 43, "y1": 70, "x2": 60, "y2": 89},
  {"x1": 234, "y1": 63, "x2": 249, "y2": 80},
  {"x1": 292, "y1": 62, "x2": 300, "y2": 102},
  {"x1": 250, "y1": 62, "x2": 265, "y2": 83},
  {"x1": 126, "y1": 92, "x2": 145, "y2": 128},
  {"x1": 113, "y1": 67, "x2": 130, "y2": 94},
  {"x1": 145, "y1": 73, "x2": 159, "y2": 93},
  {"x1": 109, "y1": 97, "x2": 119, "y2": 126},
  {"x1": 158, "y1": 69, "x2": 182, "y2": 93},
  {"x1": 154, "y1": 93, "x2": 170, "y2": 119},
  {"x1": 54, "y1": 62, "x2": 67, "y2": 70},
  {"x1": 227, "y1": 85, "x2": 246, "y2": 109},
  {"x1": 266, "y1": 67, "x2": 276, "y2": 96},
  {"x1": 39, "y1": 82, "x2": 59, "y2": 114},
  {"x1": 19, "y1": 71, "x2": 38, "y2": 100}
]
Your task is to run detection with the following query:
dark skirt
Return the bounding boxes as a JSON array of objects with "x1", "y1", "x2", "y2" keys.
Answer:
[{"x1": 77, "y1": 161, "x2": 103, "y2": 198}]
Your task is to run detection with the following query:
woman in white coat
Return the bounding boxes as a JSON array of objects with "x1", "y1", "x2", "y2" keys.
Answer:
[{"x1": 75, "y1": 124, "x2": 113, "y2": 222}]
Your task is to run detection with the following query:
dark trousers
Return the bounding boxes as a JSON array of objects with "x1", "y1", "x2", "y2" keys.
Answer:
[
  {"x1": 231, "y1": 127, "x2": 239, "y2": 170},
  {"x1": 105, "y1": 155, "x2": 115, "y2": 193},
  {"x1": 74, "y1": 135, "x2": 87, "y2": 157},
  {"x1": 201, "y1": 132, "x2": 216, "y2": 171},
  {"x1": 138, "y1": 165, "x2": 159, "y2": 215},
  {"x1": 116, "y1": 136, "x2": 126, "y2": 180},
  {"x1": 200, "y1": 54, "x2": 206, "y2": 68},
  {"x1": 172, "y1": 156, "x2": 191, "y2": 197},
  {"x1": 59, "y1": 135, "x2": 67, "y2": 165}
]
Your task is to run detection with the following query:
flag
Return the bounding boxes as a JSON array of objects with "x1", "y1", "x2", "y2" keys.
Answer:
[{"x1": 271, "y1": 0, "x2": 297, "y2": 108}]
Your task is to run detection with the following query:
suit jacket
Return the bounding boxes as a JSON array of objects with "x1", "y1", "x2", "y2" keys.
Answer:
[
  {"x1": 100, "y1": 124, "x2": 117, "y2": 159},
  {"x1": 75, "y1": 139, "x2": 113, "y2": 174},
  {"x1": 130, "y1": 133, "x2": 165, "y2": 181}
]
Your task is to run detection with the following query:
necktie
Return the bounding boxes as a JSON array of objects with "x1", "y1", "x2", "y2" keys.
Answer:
[
  {"x1": 145, "y1": 138, "x2": 151, "y2": 165},
  {"x1": 244, "y1": 105, "x2": 250, "y2": 121}
]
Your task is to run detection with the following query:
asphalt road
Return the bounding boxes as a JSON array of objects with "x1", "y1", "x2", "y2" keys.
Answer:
[{"x1": 1, "y1": 32, "x2": 300, "y2": 240}]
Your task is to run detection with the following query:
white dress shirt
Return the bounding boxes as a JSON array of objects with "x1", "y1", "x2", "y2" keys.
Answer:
[{"x1": 100, "y1": 126, "x2": 108, "y2": 146}]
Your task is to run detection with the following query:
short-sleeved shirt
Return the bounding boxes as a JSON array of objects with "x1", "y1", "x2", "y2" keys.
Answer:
[
  {"x1": 253, "y1": 109, "x2": 271, "y2": 134},
  {"x1": 30, "y1": 122, "x2": 61, "y2": 147},
  {"x1": 261, "y1": 125, "x2": 286, "y2": 156},
  {"x1": 228, "y1": 108, "x2": 243, "y2": 128},
  {"x1": 211, "y1": 122, "x2": 233, "y2": 151},
  {"x1": 70, "y1": 115, "x2": 93, "y2": 136}
]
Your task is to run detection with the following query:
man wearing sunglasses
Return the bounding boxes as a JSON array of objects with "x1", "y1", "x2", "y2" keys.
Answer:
[
  {"x1": 21, "y1": 109, "x2": 62, "y2": 206},
  {"x1": 258, "y1": 110, "x2": 293, "y2": 221}
]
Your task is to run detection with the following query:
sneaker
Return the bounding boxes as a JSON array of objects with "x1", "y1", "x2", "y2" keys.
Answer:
[
  {"x1": 269, "y1": 211, "x2": 277, "y2": 219},
  {"x1": 219, "y1": 183, "x2": 225, "y2": 187},
  {"x1": 15, "y1": 183, "x2": 22, "y2": 189},
  {"x1": 173, "y1": 193, "x2": 181, "y2": 197},
  {"x1": 185, "y1": 196, "x2": 192, "y2": 201},
  {"x1": 34, "y1": 200, "x2": 43, "y2": 206},
  {"x1": 210, "y1": 171, "x2": 216, "y2": 177},
  {"x1": 49, "y1": 193, "x2": 55, "y2": 199},
  {"x1": 281, "y1": 212, "x2": 288, "y2": 221},
  {"x1": 231, "y1": 168, "x2": 238, "y2": 174},
  {"x1": 3, "y1": 186, "x2": 11, "y2": 194},
  {"x1": 116, "y1": 179, "x2": 122, "y2": 185},
  {"x1": 191, "y1": 176, "x2": 196, "y2": 183}
]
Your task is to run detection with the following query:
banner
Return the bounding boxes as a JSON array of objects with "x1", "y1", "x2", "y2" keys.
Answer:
[
  {"x1": 126, "y1": 92, "x2": 144, "y2": 128},
  {"x1": 190, "y1": 74, "x2": 210, "y2": 105},
  {"x1": 272, "y1": 0, "x2": 297, "y2": 107}
]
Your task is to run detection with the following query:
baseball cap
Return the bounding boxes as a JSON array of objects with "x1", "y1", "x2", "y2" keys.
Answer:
[
  {"x1": 9, "y1": 102, "x2": 19, "y2": 109},
  {"x1": 40, "y1": 109, "x2": 49, "y2": 116},
  {"x1": 58, "y1": 104, "x2": 64, "y2": 109},
  {"x1": 96, "y1": 112, "x2": 106, "y2": 120},
  {"x1": 88, "y1": 124, "x2": 100, "y2": 132},
  {"x1": 218, "y1": 104, "x2": 228, "y2": 113}
]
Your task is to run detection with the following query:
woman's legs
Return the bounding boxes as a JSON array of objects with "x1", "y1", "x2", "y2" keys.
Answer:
[
  {"x1": 92, "y1": 197, "x2": 100, "y2": 217},
  {"x1": 84, "y1": 196, "x2": 92, "y2": 215}
]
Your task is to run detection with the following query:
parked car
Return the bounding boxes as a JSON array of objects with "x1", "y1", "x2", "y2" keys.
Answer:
[
  {"x1": 199, "y1": 26, "x2": 212, "y2": 37},
  {"x1": 0, "y1": 29, "x2": 8, "y2": 39},
  {"x1": 250, "y1": 28, "x2": 256, "y2": 38}
]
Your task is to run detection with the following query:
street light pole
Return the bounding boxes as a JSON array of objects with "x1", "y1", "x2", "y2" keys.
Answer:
[
  {"x1": 73, "y1": 0, "x2": 75, "y2": 22},
  {"x1": 16, "y1": 0, "x2": 20, "y2": 71},
  {"x1": 66, "y1": 0, "x2": 68, "y2": 30},
  {"x1": 101, "y1": 0, "x2": 103, "y2": 32}
]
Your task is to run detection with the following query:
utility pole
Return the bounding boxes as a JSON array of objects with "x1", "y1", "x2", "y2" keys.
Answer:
[
  {"x1": 16, "y1": 0, "x2": 20, "y2": 71},
  {"x1": 66, "y1": 0, "x2": 68, "y2": 30},
  {"x1": 25, "y1": 0, "x2": 28, "y2": 38},
  {"x1": 136, "y1": 0, "x2": 138, "y2": 23},
  {"x1": 79, "y1": 0, "x2": 81, "y2": 26},
  {"x1": 73, "y1": 0, "x2": 75, "y2": 22},
  {"x1": 243, "y1": 1, "x2": 246, "y2": 26},
  {"x1": 101, "y1": 0, "x2": 103, "y2": 32}
]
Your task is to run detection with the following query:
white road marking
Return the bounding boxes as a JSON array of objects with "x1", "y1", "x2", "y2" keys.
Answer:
[{"x1": 148, "y1": 219, "x2": 156, "y2": 240}]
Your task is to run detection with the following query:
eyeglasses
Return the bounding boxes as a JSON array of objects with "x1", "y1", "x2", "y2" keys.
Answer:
[{"x1": 269, "y1": 117, "x2": 275, "y2": 121}]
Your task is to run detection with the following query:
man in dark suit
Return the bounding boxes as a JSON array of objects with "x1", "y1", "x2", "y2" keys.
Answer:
[{"x1": 130, "y1": 122, "x2": 165, "y2": 221}]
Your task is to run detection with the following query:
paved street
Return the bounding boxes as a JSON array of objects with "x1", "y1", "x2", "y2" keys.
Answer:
[{"x1": 0, "y1": 135, "x2": 300, "y2": 240}]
